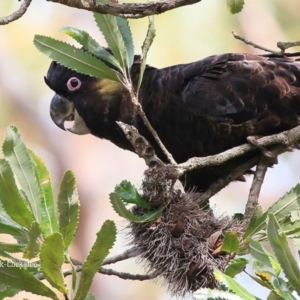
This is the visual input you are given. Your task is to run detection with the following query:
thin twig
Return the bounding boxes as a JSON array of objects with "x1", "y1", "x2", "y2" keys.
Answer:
[
  {"x1": 197, "y1": 156, "x2": 260, "y2": 203},
  {"x1": 244, "y1": 157, "x2": 270, "y2": 223},
  {"x1": 277, "y1": 41, "x2": 300, "y2": 52},
  {"x1": 35, "y1": 267, "x2": 78, "y2": 280},
  {"x1": 124, "y1": 84, "x2": 177, "y2": 165},
  {"x1": 38, "y1": 264, "x2": 158, "y2": 281},
  {"x1": 36, "y1": 248, "x2": 141, "y2": 281},
  {"x1": 138, "y1": 106, "x2": 176, "y2": 163},
  {"x1": 0, "y1": 0, "x2": 32, "y2": 25},
  {"x1": 47, "y1": 0, "x2": 202, "y2": 18},
  {"x1": 70, "y1": 248, "x2": 139, "y2": 268},
  {"x1": 232, "y1": 31, "x2": 282, "y2": 55},
  {"x1": 102, "y1": 247, "x2": 139, "y2": 265},
  {"x1": 99, "y1": 268, "x2": 159, "y2": 280},
  {"x1": 70, "y1": 258, "x2": 81, "y2": 266}
]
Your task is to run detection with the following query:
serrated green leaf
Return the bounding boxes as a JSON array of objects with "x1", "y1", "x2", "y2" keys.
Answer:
[
  {"x1": 2, "y1": 126, "x2": 40, "y2": 222},
  {"x1": 40, "y1": 232, "x2": 67, "y2": 294},
  {"x1": 0, "y1": 242, "x2": 25, "y2": 253},
  {"x1": 60, "y1": 26, "x2": 123, "y2": 73},
  {"x1": 290, "y1": 209, "x2": 300, "y2": 222},
  {"x1": 110, "y1": 192, "x2": 163, "y2": 223},
  {"x1": 116, "y1": 17, "x2": 134, "y2": 70},
  {"x1": 221, "y1": 231, "x2": 240, "y2": 253},
  {"x1": 281, "y1": 219, "x2": 300, "y2": 238},
  {"x1": 251, "y1": 266, "x2": 295, "y2": 299},
  {"x1": 58, "y1": 170, "x2": 80, "y2": 249},
  {"x1": 23, "y1": 221, "x2": 41, "y2": 259},
  {"x1": 137, "y1": 208, "x2": 164, "y2": 222},
  {"x1": 0, "y1": 159, "x2": 34, "y2": 229},
  {"x1": 12, "y1": 258, "x2": 41, "y2": 273},
  {"x1": 247, "y1": 269, "x2": 273, "y2": 289},
  {"x1": 252, "y1": 259, "x2": 273, "y2": 281},
  {"x1": 137, "y1": 16, "x2": 156, "y2": 94},
  {"x1": 194, "y1": 287, "x2": 242, "y2": 300},
  {"x1": 251, "y1": 258, "x2": 290, "y2": 295},
  {"x1": 225, "y1": 257, "x2": 248, "y2": 277},
  {"x1": 110, "y1": 192, "x2": 141, "y2": 222},
  {"x1": 267, "y1": 290, "x2": 288, "y2": 300},
  {"x1": 114, "y1": 180, "x2": 148, "y2": 207},
  {"x1": 268, "y1": 184, "x2": 300, "y2": 222},
  {"x1": 268, "y1": 213, "x2": 300, "y2": 296},
  {"x1": 0, "y1": 248, "x2": 17, "y2": 260},
  {"x1": 0, "y1": 259, "x2": 59, "y2": 299},
  {"x1": 214, "y1": 269, "x2": 255, "y2": 300},
  {"x1": 270, "y1": 276, "x2": 296, "y2": 300},
  {"x1": 65, "y1": 253, "x2": 77, "y2": 294},
  {"x1": 245, "y1": 184, "x2": 300, "y2": 239},
  {"x1": 74, "y1": 220, "x2": 116, "y2": 300},
  {"x1": 214, "y1": 269, "x2": 256, "y2": 299},
  {"x1": 84, "y1": 293, "x2": 97, "y2": 300},
  {"x1": 250, "y1": 239, "x2": 280, "y2": 275},
  {"x1": 226, "y1": 0, "x2": 245, "y2": 14},
  {"x1": 93, "y1": 13, "x2": 127, "y2": 71},
  {"x1": 29, "y1": 150, "x2": 58, "y2": 237},
  {"x1": 0, "y1": 283, "x2": 20, "y2": 298},
  {"x1": 267, "y1": 291, "x2": 278, "y2": 300},
  {"x1": 243, "y1": 206, "x2": 263, "y2": 239},
  {"x1": 34, "y1": 35, "x2": 120, "y2": 81},
  {"x1": 14, "y1": 234, "x2": 28, "y2": 246},
  {"x1": 0, "y1": 211, "x2": 28, "y2": 237},
  {"x1": 293, "y1": 238, "x2": 300, "y2": 254}
]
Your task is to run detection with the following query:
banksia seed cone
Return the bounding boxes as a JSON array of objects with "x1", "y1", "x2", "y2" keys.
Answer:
[{"x1": 130, "y1": 185, "x2": 243, "y2": 296}]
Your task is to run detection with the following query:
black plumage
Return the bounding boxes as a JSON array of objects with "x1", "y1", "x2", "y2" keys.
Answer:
[{"x1": 45, "y1": 52, "x2": 300, "y2": 192}]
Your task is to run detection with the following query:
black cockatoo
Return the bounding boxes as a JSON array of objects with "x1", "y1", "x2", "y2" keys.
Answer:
[{"x1": 45, "y1": 52, "x2": 300, "y2": 192}]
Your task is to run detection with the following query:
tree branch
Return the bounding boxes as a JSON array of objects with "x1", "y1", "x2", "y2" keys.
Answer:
[
  {"x1": 232, "y1": 31, "x2": 300, "y2": 55},
  {"x1": 102, "y1": 247, "x2": 139, "y2": 265},
  {"x1": 69, "y1": 247, "x2": 139, "y2": 267},
  {"x1": 277, "y1": 41, "x2": 300, "y2": 53},
  {"x1": 38, "y1": 263, "x2": 158, "y2": 282},
  {"x1": 197, "y1": 156, "x2": 260, "y2": 204},
  {"x1": 177, "y1": 124, "x2": 300, "y2": 176},
  {"x1": 47, "y1": 0, "x2": 202, "y2": 18},
  {"x1": 0, "y1": 0, "x2": 32, "y2": 25},
  {"x1": 99, "y1": 268, "x2": 159, "y2": 280},
  {"x1": 117, "y1": 121, "x2": 164, "y2": 167},
  {"x1": 118, "y1": 121, "x2": 300, "y2": 204},
  {"x1": 243, "y1": 157, "x2": 270, "y2": 222},
  {"x1": 232, "y1": 31, "x2": 281, "y2": 55},
  {"x1": 36, "y1": 247, "x2": 157, "y2": 281}
]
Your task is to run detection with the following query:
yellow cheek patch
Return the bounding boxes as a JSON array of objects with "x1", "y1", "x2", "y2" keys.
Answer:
[{"x1": 97, "y1": 78, "x2": 123, "y2": 97}]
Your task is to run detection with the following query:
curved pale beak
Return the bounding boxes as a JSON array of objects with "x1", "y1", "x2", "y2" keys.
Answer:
[{"x1": 50, "y1": 94, "x2": 90, "y2": 135}]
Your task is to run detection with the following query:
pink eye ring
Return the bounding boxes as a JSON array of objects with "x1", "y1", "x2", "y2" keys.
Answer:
[{"x1": 67, "y1": 77, "x2": 82, "y2": 91}]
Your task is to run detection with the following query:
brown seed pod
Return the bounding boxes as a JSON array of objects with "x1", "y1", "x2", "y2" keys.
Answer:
[{"x1": 129, "y1": 190, "x2": 244, "y2": 296}]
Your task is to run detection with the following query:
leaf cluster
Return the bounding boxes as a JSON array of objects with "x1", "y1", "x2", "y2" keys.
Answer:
[
  {"x1": 0, "y1": 126, "x2": 116, "y2": 300},
  {"x1": 33, "y1": 9, "x2": 155, "y2": 95},
  {"x1": 110, "y1": 180, "x2": 164, "y2": 223},
  {"x1": 34, "y1": 13, "x2": 134, "y2": 84}
]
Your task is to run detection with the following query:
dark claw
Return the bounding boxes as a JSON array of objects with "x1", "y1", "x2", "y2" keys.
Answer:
[{"x1": 247, "y1": 136, "x2": 276, "y2": 158}]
